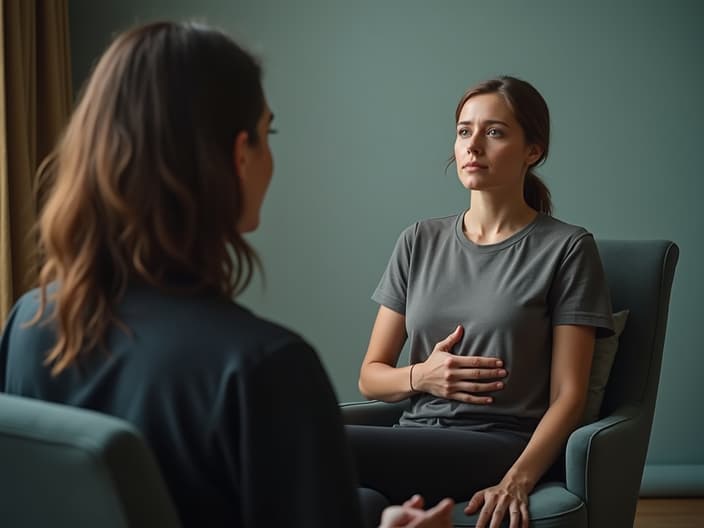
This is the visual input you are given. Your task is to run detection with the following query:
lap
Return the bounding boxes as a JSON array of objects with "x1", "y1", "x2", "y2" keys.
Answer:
[{"x1": 346, "y1": 425, "x2": 529, "y2": 505}]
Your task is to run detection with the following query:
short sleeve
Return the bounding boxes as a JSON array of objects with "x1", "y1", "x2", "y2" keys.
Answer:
[
  {"x1": 371, "y1": 225, "x2": 416, "y2": 315},
  {"x1": 548, "y1": 234, "x2": 614, "y2": 337}
]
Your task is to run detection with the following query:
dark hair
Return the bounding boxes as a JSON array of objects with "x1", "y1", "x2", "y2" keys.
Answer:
[
  {"x1": 454, "y1": 76, "x2": 552, "y2": 215},
  {"x1": 32, "y1": 21, "x2": 264, "y2": 374}
]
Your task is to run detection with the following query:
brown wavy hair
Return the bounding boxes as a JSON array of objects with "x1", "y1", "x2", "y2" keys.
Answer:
[
  {"x1": 31, "y1": 21, "x2": 264, "y2": 375},
  {"x1": 453, "y1": 76, "x2": 552, "y2": 215}
]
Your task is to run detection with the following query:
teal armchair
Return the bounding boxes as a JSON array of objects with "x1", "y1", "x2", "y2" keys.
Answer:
[
  {"x1": 341, "y1": 239, "x2": 679, "y2": 528},
  {"x1": 0, "y1": 393, "x2": 181, "y2": 527}
]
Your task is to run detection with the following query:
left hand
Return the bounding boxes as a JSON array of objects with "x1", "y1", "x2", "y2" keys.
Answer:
[
  {"x1": 379, "y1": 494, "x2": 455, "y2": 528},
  {"x1": 463, "y1": 477, "x2": 531, "y2": 528}
]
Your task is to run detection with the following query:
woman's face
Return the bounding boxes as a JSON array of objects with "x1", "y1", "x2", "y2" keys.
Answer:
[
  {"x1": 454, "y1": 93, "x2": 541, "y2": 193},
  {"x1": 236, "y1": 104, "x2": 274, "y2": 233}
]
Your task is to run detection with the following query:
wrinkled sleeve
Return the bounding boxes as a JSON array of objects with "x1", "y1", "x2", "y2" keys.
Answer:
[
  {"x1": 548, "y1": 233, "x2": 614, "y2": 338},
  {"x1": 222, "y1": 339, "x2": 363, "y2": 528},
  {"x1": 371, "y1": 225, "x2": 416, "y2": 315}
]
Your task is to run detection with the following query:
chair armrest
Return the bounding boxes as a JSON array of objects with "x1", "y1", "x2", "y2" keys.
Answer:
[
  {"x1": 565, "y1": 404, "x2": 648, "y2": 527},
  {"x1": 339, "y1": 400, "x2": 409, "y2": 426}
]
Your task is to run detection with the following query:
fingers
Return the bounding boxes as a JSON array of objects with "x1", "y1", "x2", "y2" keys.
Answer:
[
  {"x1": 380, "y1": 497, "x2": 455, "y2": 528},
  {"x1": 469, "y1": 496, "x2": 529, "y2": 528},
  {"x1": 464, "y1": 491, "x2": 484, "y2": 514},
  {"x1": 430, "y1": 498, "x2": 455, "y2": 514},
  {"x1": 443, "y1": 380, "x2": 504, "y2": 404},
  {"x1": 503, "y1": 501, "x2": 527, "y2": 528},
  {"x1": 453, "y1": 380, "x2": 505, "y2": 393},
  {"x1": 450, "y1": 355, "x2": 505, "y2": 369},
  {"x1": 467, "y1": 367, "x2": 507, "y2": 380},
  {"x1": 473, "y1": 494, "x2": 498, "y2": 528},
  {"x1": 437, "y1": 325, "x2": 463, "y2": 350},
  {"x1": 378, "y1": 505, "x2": 413, "y2": 528},
  {"x1": 520, "y1": 502, "x2": 530, "y2": 528},
  {"x1": 447, "y1": 393, "x2": 494, "y2": 405},
  {"x1": 402, "y1": 494, "x2": 425, "y2": 509},
  {"x1": 416, "y1": 498, "x2": 455, "y2": 528},
  {"x1": 509, "y1": 507, "x2": 520, "y2": 528},
  {"x1": 489, "y1": 496, "x2": 511, "y2": 528}
]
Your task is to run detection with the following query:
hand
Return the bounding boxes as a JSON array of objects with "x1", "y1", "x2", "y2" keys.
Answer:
[
  {"x1": 414, "y1": 325, "x2": 507, "y2": 404},
  {"x1": 379, "y1": 494, "x2": 454, "y2": 528},
  {"x1": 463, "y1": 477, "x2": 531, "y2": 528}
]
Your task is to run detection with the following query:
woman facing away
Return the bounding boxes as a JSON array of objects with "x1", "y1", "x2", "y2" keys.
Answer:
[
  {"x1": 352, "y1": 76, "x2": 614, "y2": 528},
  {"x1": 0, "y1": 21, "x2": 454, "y2": 528}
]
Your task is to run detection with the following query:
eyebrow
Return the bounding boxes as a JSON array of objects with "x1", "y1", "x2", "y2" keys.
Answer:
[{"x1": 457, "y1": 119, "x2": 510, "y2": 127}]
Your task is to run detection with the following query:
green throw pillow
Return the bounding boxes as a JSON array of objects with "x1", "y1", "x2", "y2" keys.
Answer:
[{"x1": 581, "y1": 309, "x2": 630, "y2": 425}]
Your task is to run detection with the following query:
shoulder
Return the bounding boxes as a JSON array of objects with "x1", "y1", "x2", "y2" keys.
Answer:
[
  {"x1": 531, "y1": 215, "x2": 596, "y2": 252},
  {"x1": 534, "y1": 215, "x2": 590, "y2": 238},
  {"x1": 3, "y1": 287, "x2": 50, "y2": 332},
  {"x1": 0, "y1": 287, "x2": 58, "y2": 362},
  {"x1": 10, "y1": 287, "x2": 46, "y2": 319},
  {"x1": 412, "y1": 213, "x2": 459, "y2": 234},
  {"x1": 396, "y1": 213, "x2": 461, "y2": 243},
  {"x1": 122, "y1": 285, "x2": 311, "y2": 358}
]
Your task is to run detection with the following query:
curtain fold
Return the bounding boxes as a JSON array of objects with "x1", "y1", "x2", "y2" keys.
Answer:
[{"x1": 0, "y1": 0, "x2": 72, "y2": 322}]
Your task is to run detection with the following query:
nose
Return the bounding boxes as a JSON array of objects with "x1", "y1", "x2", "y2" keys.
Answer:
[{"x1": 466, "y1": 132, "x2": 482, "y2": 154}]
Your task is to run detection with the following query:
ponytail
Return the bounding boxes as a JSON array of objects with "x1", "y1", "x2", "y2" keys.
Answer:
[{"x1": 524, "y1": 171, "x2": 552, "y2": 215}]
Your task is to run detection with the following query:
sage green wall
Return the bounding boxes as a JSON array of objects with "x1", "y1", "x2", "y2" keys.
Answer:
[{"x1": 68, "y1": 0, "x2": 703, "y2": 493}]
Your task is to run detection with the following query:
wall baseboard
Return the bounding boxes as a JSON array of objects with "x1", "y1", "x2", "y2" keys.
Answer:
[{"x1": 640, "y1": 464, "x2": 704, "y2": 497}]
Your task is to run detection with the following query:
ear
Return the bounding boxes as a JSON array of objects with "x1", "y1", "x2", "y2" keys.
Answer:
[
  {"x1": 526, "y1": 144, "x2": 543, "y2": 166},
  {"x1": 233, "y1": 130, "x2": 251, "y2": 182}
]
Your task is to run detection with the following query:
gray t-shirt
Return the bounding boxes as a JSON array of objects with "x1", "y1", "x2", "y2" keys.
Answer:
[{"x1": 372, "y1": 212, "x2": 614, "y2": 431}]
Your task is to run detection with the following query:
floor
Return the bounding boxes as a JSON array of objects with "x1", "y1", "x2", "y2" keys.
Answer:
[{"x1": 634, "y1": 499, "x2": 704, "y2": 527}]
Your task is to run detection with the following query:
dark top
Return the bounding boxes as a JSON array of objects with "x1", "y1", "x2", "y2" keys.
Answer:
[{"x1": 0, "y1": 284, "x2": 362, "y2": 527}]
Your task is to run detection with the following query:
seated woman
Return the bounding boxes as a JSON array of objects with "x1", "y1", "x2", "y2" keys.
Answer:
[
  {"x1": 0, "y1": 21, "x2": 452, "y2": 528},
  {"x1": 351, "y1": 76, "x2": 614, "y2": 528}
]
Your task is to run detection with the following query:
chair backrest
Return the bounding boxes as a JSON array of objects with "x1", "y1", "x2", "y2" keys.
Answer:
[
  {"x1": 596, "y1": 240, "x2": 679, "y2": 418},
  {"x1": 0, "y1": 393, "x2": 182, "y2": 527}
]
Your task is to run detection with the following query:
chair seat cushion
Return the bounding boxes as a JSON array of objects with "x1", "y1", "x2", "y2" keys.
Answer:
[{"x1": 451, "y1": 482, "x2": 587, "y2": 528}]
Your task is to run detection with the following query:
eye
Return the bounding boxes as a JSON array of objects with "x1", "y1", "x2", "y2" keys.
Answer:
[
  {"x1": 487, "y1": 128, "x2": 503, "y2": 137},
  {"x1": 457, "y1": 127, "x2": 471, "y2": 138}
]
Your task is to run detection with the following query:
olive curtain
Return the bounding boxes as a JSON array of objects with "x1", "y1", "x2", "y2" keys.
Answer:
[{"x1": 0, "y1": 0, "x2": 72, "y2": 322}]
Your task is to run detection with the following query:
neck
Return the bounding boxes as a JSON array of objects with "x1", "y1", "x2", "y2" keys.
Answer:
[{"x1": 463, "y1": 190, "x2": 537, "y2": 245}]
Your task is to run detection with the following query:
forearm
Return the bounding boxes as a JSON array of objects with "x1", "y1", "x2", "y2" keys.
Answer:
[
  {"x1": 358, "y1": 361, "x2": 415, "y2": 402},
  {"x1": 503, "y1": 324, "x2": 595, "y2": 489},
  {"x1": 503, "y1": 393, "x2": 585, "y2": 490}
]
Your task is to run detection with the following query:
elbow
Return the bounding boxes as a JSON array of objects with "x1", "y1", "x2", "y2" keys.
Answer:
[{"x1": 357, "y1": 375, "x2": 374, "y2": 400}]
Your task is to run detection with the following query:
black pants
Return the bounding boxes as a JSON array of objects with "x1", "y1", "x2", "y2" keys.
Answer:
[{"x1": 346, "y1": 425, "x2": 529, "y2": 507}]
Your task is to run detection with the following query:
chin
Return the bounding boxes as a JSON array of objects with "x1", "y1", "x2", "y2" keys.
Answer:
[
  {"x1": 237, "y1": 217, "x2": 259, "y2": 234},
  {"x1": 459, "y1": 177, "x2": 483, "y2": 191}
]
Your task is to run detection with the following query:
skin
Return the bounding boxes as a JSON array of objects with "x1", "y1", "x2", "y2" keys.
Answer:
[
  {"x1": 379, "y1": 496, "x2": 455, "y2": 528},
  {"x1": 359, "y1": 93, "x2": 596, "y2": 528},
  {"x1": 236, "y1": 101, "x2": 454, "y2": 528},
  {"x1": 234, "y1": 103, "x2": 275, "y2": 234}
]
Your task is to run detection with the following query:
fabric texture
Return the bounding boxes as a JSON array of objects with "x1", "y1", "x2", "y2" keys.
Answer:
[
  {"x1": 347, "y1": 423, "x2": 529, "y2": 505},
  {"x1": 0, "y1": 0, "x2": 72, "y2": 322},
  {"x1": 0, "y1": 284, "x2": 362, "y2": 528},
  {"x1": 372, "y1": 212, "x2": 614, "y2": 431},
  {"x1": 581, "y1": 309, "x2": 629, "y2": 425}
]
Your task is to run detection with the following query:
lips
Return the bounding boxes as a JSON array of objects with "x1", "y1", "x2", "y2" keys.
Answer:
[{"x1": 463, "y1": 161, "x2": 488, "y2": 169}]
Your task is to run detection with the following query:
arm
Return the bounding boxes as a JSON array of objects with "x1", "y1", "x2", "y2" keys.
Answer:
[
  {"x1": 358, "y1": 306, "x2": 411, "y2": 402},
  {"x1": 236, "y1": 341, "x2": 363, "y2": 528},
  {"x1": 358, "y1": 306, "x2": 506, "y2": 404},
  {"x1": 465, "y1": 324, "x2": 595, "y2": 528}
]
